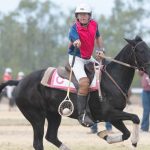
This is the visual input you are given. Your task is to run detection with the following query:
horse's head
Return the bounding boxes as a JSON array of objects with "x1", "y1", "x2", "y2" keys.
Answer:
[{"x1": 125, "y1": 36, "x2": 150, "y2": 76}]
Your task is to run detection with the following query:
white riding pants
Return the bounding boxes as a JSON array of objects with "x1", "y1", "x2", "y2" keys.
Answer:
[{"x1": 69, "y1": 55, "x2": 93, "y2": 82}]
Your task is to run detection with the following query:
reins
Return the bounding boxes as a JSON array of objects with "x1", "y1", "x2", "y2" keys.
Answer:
[
  {"x1": 101, "y1": 55, "x2": 138, "y2": 69},
  {"x1": 102, "y1": 67, "x2": 129, "y2": 100},
  {"x1": 98, "y1": 41, "x2": 147, "y2": 101},
  {"x1": 98, "y1": 56, "x2": 133, "y2": 101},
  {"x1": 100, "y1": 41, "x2": 149, "y2": 70}
]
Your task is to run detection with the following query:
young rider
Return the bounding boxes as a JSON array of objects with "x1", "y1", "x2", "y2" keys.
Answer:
[{"x1": 68, "y1": 3, "x2": 105, "y2": 127}]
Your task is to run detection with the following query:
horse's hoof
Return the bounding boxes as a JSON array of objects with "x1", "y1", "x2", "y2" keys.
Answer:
[
  {"x1": 132, "y1": 143, "x2": 137, "y2": 147},
  {"x1": 59, "y1": 144, "x2": 71, "y2": 150},
  {"x1": 97, "y1": 130, "x2": 108, "y2": 139}
]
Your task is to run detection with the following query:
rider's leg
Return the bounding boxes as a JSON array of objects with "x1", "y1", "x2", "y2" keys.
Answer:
[
  {"x1": 77, "y1": 77, "x2": 94, "y2": 127},
  {"x1": 69, "y1": 55, "x2": 94, "y2": 127}
]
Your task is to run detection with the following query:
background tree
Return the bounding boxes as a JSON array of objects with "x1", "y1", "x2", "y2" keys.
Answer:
[
  {"x1": 0, "y1": 0, "x2": 150, "y2": 87},
  {"x1": 96, "y1": 0, "x2": 150, "y2": 86},
  {"x1": 98, "y1": 0, "x2": 150, "y2": 56}
]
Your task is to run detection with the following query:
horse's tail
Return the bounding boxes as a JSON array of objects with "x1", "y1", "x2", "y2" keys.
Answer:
[{"x1": 0, "y1": 80, "x2": 19, "y2": 93}]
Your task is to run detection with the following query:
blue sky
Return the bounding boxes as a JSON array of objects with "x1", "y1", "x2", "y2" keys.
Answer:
[
  {"x1": 52, "y1": 0, "x2": 114, "y2": 16},
  {"x1": 0, "y1": 0, "x2": 19, "y2": 13},
  {"x1": 0, "y1": 0, "x2": 114, "y2": 16}
]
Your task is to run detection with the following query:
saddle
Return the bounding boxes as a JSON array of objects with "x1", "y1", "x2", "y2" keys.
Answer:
[{"x1": 57, "y1": 62, "x2": 95, "y2": 90}]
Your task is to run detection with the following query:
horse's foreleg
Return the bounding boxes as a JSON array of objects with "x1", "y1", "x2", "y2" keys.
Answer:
[
  {"x1": 59, "y1": 144, "x2": 71, "y2": 150},
  {"x1": 107, "y1": 109, "x2": 140, "y2": 124},
  {"x1": 104, "y1": 109, "x2": 140, "y2": 147},
  {"x1": 111, "y1": 110, "x2": 140, "y2": 147},
  {"x1": 98, "y1": 130, "x2": 123, "y2": 144},
  {"x1": 110, "y1": 121, "x2": 139, "y2": 147},
  {"x1": 131, "y1": 123, "x2": 139, "y2": 147},
  {"x1": 98, "y1": 120, "x2": 130, "y2": 144},
  {"x1": 46, "y1": 112, "x2": 71, "y2": 150}
]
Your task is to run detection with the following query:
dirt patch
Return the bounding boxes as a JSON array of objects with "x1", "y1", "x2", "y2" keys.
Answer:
[{"x1": 0, "y1": 96, "x2": 150, "y2": 150}]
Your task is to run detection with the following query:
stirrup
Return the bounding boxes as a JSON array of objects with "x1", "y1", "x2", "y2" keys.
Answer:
[{"x1": 79, "y1": 113, "x2": 94, "y2": 127}]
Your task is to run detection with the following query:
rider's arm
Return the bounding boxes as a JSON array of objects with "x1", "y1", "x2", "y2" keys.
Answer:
[
  {"x1": 95, "y1": 25, "x2": 105, "y2": 60},
  {"x1": 95, "y1": 25, "x2": 105, "y2": 52},
  {"x1": 95, "y1": 36, "x2": 105, "y2": 52},
  {"x1": 69, "y1": 24, "x2": 81, "y2": 48}
]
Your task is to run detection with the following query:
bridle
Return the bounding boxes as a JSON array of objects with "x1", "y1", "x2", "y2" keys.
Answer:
[
  {"x1": 100, "y1": 41, "x2": 150, "y2": 71},
  {"x1": 101, "y1": 40, "x2": 150, "y2": 100},
  {"x1": 131, "y1": 41, "x2": 150, "y2": 71}
]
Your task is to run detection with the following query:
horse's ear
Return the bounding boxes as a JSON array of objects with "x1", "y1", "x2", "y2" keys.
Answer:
[
  {"x1": 135, "y1": 35, "x2": 142, "y2": 42},
  {"x1": 124, "y1": 38, "x2": 134, "y2": 45}
]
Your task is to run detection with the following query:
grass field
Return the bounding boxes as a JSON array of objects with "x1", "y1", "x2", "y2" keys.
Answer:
[{"x1": 0, "y1": 96, "x2": 150, "y2": 150}]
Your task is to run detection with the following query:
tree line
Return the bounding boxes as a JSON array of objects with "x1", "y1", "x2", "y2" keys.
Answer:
[{"x1": 0, "y1": 0, "x2": 149, "y2": 86}]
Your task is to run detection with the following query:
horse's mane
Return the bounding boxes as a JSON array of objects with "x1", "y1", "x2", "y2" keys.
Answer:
[
  {"x1": 106, "y1": 43, "x2": 133, "y2": 68},
  {"x1": 114, "y1": 44, "x2": 131, "y2": 60},
  {"x1": 103, "y1": 42, "x2": 136, "y2": 94}
]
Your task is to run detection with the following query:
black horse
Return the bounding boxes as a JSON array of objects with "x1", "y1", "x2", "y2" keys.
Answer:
[{"x1": 0, "y1": 36, "x2": 150, "y2": 150}]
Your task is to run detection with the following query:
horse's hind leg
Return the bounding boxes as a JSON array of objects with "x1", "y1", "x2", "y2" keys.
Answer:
[
  {"x1": 46, "y1": 112, "x2": 71, "y2": 150},
  {"x1": 19, "y1": 107, "x2": 45, "y2": 150}
]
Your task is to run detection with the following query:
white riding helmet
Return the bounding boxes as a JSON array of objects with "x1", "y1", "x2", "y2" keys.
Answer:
[
  {"x1": 5, "y1": 68, "x2": 12, "y2": 73},
  {"x1": 75, "y1": 3, "x2": 92, "y2": 17},
  {"x1": 18, "y1": 71, "x2": 24, "y2": 77}
]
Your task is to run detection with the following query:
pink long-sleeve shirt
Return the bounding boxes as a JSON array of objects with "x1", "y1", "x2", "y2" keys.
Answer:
[{"x1": 140, "y1": 72, "x2": 150, "y2": 91}]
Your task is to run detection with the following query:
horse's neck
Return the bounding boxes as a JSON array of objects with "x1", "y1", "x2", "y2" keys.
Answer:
[
  {"x1": 106, "y1": 47, "x2": 135, "y2": 92},
  {"x1": 107, "y1": 64, "x2": 135, "y2": 90}
]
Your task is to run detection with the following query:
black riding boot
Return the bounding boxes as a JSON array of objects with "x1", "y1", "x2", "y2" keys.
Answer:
[{"x1": 77, "y1": 95, "x2": 94, "y2": 127}]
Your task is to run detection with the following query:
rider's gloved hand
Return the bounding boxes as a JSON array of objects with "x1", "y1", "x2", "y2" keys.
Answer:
[
  {"x1": 96, "y1": 48, "x2": 105, "y2": 60},
  {"x1": 73, "y1": 39, "x2": 81, "y2": 48}
]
